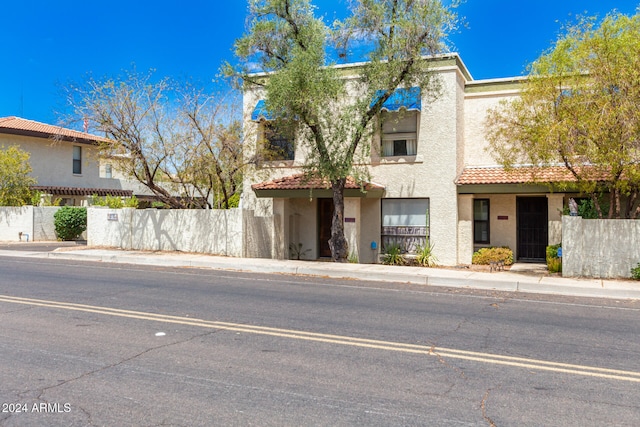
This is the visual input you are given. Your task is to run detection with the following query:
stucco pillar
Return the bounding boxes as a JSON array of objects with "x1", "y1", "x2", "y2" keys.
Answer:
[
  {"x1": 271, "y1": 198, "x2": 289, "y2": 259},
  {"x1": 344, "y1": 198, "x2": 361, "y2": 262},
  {"x1": 457, "y1": 194, "x2": 473, "y2": 265},
  {"x1": 561, "y1": 215, "x2": 583, "y2": 277},
  {"x1": 359, "y1": 199, "x2": 381, "y2": 264},
  {"x1": 547, "y1": 194, "x2": 564, "y2": 245}
]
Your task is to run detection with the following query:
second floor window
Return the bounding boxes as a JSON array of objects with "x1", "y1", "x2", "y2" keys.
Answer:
[
  {"x1": 72, "y1": 146, "x2": 82, "y2": 174},
  {"x1": 264, "y1": 122, "x2": 294, "y2": 161},
  {"x1": 381, "y1": 111, "x2": 418, "y2": 157}
]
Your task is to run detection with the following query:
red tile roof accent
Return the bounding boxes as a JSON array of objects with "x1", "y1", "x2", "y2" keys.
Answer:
[
  {"x1": 456, "y1": 166, "x2": 580, "y2": 185},
  {"x1": 0, "y1": 116, "x2": 109, "y2": 144},
  {"x1": 252, "y1": 173, "x2": 384, "y2": 191}
]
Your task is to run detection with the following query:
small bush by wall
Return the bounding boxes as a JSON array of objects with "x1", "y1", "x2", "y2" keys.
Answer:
[
  {"x1": 472, "y1": 247, "x2": 514, "y2": 266},
  {"x1": 382, "y1": 244, "x2": 406, "y2": 266},
  {"x1": 54, "y1": 207, "x2": 87, "y2": 241},
  {"x1": 546, "y1": 244, "x2": 562, "y2": 273}
]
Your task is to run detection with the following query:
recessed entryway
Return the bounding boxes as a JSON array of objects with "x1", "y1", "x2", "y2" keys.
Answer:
[
  {"x1": 318, "y1": 198, "x2": 333, "y2": 258},
  {"x1": 516, "y1": 197, "x2": 548, "y2": 261}
]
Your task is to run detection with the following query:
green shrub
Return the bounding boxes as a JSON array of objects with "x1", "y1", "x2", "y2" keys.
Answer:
[
  {"x1": 631, "y1": 263, "x2": 640, "y2": 280},
  {"x1": 546, "y1": 244, "x2": 562, "y2": 273},
  {"x1": 91, "y1": 194, "x2": 138, "y2": 208},
  {"x1": 415, "y1": 242, "x2": 438, "y2": 267},
  {"x1": 382, "y1": 244, "x2": 406, "y2": 266},
  {"x1": 54, "y1": 207, "x2": 87, "y2": 241},
  {"x1": 546, "y1": 244, "x2": 561, "y2": 262},
  {"x1": 472, "y1": 247, "x2": 514, "y2": 266},
  {"x1": 225, "y1": 193, "x2": 240, "y2": 208},
  {"x1": 562, "y1": 198, "x2": 610, "y2": 219},
  {"x1": 548, "y1": 257, "x2": 562, "y2": 273}
]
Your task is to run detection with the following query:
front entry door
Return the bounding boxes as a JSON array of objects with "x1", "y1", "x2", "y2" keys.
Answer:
[
  {"x1": 517, "y1": 197, "x2": 548, "y2": 261},
  {"x1": 318, "y1": 198, "x2": 334, "y2": 258}
]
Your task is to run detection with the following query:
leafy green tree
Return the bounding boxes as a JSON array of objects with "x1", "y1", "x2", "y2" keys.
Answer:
[
  {"x1": 228, "y1": 0, "x2": 457, "y2": 261},
  {"x1": 486, "y1": 10, "x2": 640, "y2": 218},
  {"x1": 66, "y1": 70, "x2": 246, "y2": 209},
  {"x1": 0, "y1": 145, "x2": 37, "y2": 206}
]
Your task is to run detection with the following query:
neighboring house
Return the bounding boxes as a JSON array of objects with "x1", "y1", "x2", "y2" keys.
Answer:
[
  {"x1": 0, "y1": 116, "x2": 136, "y2": 205},
  {"x1": 243, "y1": 54, "x2": 578, "y2": 265}
]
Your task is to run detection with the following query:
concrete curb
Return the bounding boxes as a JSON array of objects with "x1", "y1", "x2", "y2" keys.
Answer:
[{"x1": 2, "y1": 249, "x2": 639, "y2": 300}]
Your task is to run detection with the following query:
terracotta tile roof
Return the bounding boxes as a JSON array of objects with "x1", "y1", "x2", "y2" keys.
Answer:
[
  {"x1": 0, "y1": 116, "x2": 109, "y2": 144},
  {"x1": 32, "y1": 186, "x2": 133, "y2": 197},
  {"x1": 252, "y1": 173, "x2": 384, "y2": 191},
  {"x1": 456, "y1": 166, "x2": 580, "y2": 185}
]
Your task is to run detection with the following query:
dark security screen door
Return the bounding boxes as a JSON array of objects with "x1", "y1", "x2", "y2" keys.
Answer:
[
  {"x1": 517, "y1": 197, "x2": 548, "y2": 261},
  {"x1": 318, "y1": 198, "x2": 333, "y2": 258}
]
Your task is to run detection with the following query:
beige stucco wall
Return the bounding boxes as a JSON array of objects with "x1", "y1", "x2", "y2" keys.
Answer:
[
  {"x1": 457, "y1": 195, "x2": 473, "y2": 265},
  {"x1": 463, "y1": 88, "x2": 520, "y2": 167},
  {"x1": 548, "y1": 194, "x2": 564, "y2": 245},
  {"x1": 0, "y1": 206, "x2": 61, "y2": 241},
  {"x1": 486, "y1": 194, "x2": 518, "y2": 252},
  {"x1": 562, "y1": 216, "x2": 640, "y2": 278},
  {"x1": 0, "y1": 134, "x2": 123, "y2": 191},
  {"x1": 359, "y1": 198, "x2": 381, "y2": 264},
  {"x1": 87, "y1": 207, "x2": 243, "y2": 257},
  {"x1": 0, "y1": 206, "x2": 34, "y2": 241}
]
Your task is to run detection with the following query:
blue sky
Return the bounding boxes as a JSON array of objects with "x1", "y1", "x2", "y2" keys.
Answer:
[{"x1": 1, "y1": 0, "x2": 637, "y2": 127}]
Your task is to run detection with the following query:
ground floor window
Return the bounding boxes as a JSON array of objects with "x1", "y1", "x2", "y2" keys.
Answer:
[
  {"x1": 474, "y1": 199, "x2": 490, "y2": 244},
  {"x1": 381, "y1": 198, "x2": 429, "y2": 253}
]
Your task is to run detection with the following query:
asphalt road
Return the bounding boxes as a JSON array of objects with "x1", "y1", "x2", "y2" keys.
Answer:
[{"x1": 1, "y1": 256, "x2": 639, "y2": 426}]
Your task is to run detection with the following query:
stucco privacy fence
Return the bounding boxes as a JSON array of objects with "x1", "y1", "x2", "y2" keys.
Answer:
[
  {"x1": 0, "y1": 206, "x2": 60, "y2": 242},
  {"x1": 86, "y1": 207, "x2": 276, "y2": 258},
  {"x1": 562, "y1": 215, "x2": 640, "y2": 278}
]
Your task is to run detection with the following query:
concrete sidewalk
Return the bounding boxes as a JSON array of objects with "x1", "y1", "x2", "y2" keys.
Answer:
[{"x1": 1, "y1": 246, "x2": 639, "y2": 300}]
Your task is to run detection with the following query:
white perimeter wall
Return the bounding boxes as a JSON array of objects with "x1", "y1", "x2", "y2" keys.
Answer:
[
  {"x1": 0, "y1": 206, "x2": 34, "y2": 241},
  {"x1": 87, "y1": 208, "x2": 245, "y2": 257},
  {"x1": 562, "y1": 216, "x2": 640, "y2": 278},
  {"x1": 0, "y1": 206, "x2": 61, "y2": 241}
]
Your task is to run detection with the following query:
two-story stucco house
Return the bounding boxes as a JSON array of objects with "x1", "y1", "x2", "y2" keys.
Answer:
[
  {"x1": 0, "y1": 116, "x2": 137, "y2": 205},
  {"x1": 242, "y1": 54, "x2": 575, "y2": 265}
]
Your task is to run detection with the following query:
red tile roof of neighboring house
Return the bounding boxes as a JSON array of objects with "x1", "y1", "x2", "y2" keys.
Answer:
[
  {"x1": 252, "y1": 173, "x2": 385, "y2": 191},
  {"x1": 0, "y1": 116, "x2": 109, "y2": 144},
  {"x1": 456, "y1": 166, "x2": 582, "y2": 185}
]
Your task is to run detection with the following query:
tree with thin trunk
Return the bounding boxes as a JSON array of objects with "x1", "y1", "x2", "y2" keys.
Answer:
[
  {"x1": 227, "y1": 0, "x2": 457, "y2": 261},
  {"x1": 485, "y1": 10, "x2": 640, "y2": 218},
  {"x1": 65, "y1": 70, "x2": 247, "y2": 209}
]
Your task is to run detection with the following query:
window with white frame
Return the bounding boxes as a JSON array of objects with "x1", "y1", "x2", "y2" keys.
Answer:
[
  {"x1": 381, "y1": 111, "x2": 418, "y2": 157},
  {"x1": 381, "y1": 198, "x2": 429, "y2": 253},
  {"x1": 474, "y1": 199, "x2": 490, "y2": 244},
  {"x1": 263, "y1": 122, "x2": 295, "y2": 161},
  {"x1": 105, "y1": 164, "x2": 112, "y2": 179},
  {"x1": 72, "y1": 146, "x2": 82, "y2": 174}
]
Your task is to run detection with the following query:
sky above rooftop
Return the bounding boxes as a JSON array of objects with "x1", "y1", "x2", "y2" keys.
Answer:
[{"x1": 1, "y1": 0, "x2": 637, "y2": 127}]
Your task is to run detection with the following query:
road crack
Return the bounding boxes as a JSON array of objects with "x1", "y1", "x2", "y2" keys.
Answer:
[
  {"x1": 33, "y1": 329, "x2": 224, "y2": 401},
  {"x1": 481, "y1": 389, "x2": 497, "y2": 427},
  {"x1": 429, "y1": 345, "x2": 466, "y2": 379}
]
